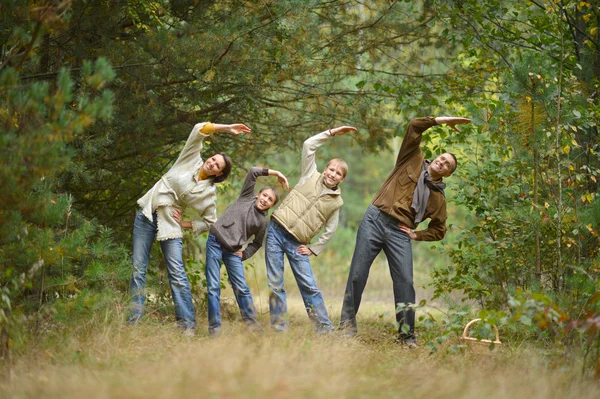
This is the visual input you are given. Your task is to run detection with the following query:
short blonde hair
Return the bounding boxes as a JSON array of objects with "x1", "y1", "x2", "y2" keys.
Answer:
[{"x1": 326, "y1": 158, "x2": 348, "y2": 178}]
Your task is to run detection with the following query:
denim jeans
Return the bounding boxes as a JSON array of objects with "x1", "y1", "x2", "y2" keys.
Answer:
[
  {"x1": 265, "y1": 221, "x2": 333, "y2": 333},
  {"x1": 205, "y1": 233, "x2": 259, "y2": 334},
  {"x1": 129, "y1": 210, "x2": 196, "y2": 329},
  {"x1": 340, "y1": 205, "x2": 415, "y2": 337}
]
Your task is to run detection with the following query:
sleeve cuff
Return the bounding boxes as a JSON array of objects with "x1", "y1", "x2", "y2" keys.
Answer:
[
  {"x1": 192, "y1": 220, "x2": 209, "y2": 236},
  {"x1": 200, "y1": 122, "x2": 215, "y2": 135},
  {"x1": 413, "y1": 231, "x2": 423, "y2": 241}
]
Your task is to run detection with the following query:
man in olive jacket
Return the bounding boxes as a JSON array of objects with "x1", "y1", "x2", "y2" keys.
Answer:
[{"x1": 340, "y1": 116, "x2": 471, "y2": 345}]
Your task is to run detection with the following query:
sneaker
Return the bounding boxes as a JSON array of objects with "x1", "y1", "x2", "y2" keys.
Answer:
[
  {"x1": 397, "y1": 336, "x2": 418, "y2": 348},
  {"x1": 208, "y1": 328, "x2": 222, "y2": 337},
  {"x1": 342, "y1": 329, "x2": 357, "y2": 337},
  {"x1": 182, "y1": 328, "x2": 195, "y2": 337}
]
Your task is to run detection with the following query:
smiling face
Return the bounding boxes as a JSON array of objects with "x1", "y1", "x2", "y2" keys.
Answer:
[
  {"x1": 428, "y1": 153, "x2": 457, "y2": 180},
  {"x1": 202, "y1": 154, "x2": 226, "y2": 177},
  {"x1": 255, "y1": 188, "x2": 277, "y2": 211},
  {"x1": 322, "y1": 160, "x2": 346, "y2": 189}
]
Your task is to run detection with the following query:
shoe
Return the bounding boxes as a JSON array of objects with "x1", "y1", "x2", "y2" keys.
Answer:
[
  {"x1": 182, "y1": 328, "x2": 195, "y2": 337},
  {"x1": 397, "y1": 336, "x2": 417, "y2": 348},
  {"x1": 208, "y1": 328, "x2": 222, "y2": 337},
  {"x1": 316, "y1": 324, "x2": 335, "y2": 335},
  {"x1": 338, "y1": 327, "x2": 357, "y2": 337}
]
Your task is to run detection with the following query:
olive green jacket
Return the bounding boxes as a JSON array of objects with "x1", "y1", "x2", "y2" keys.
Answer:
[{"x1": 371, "y1": 117, "x2": 447, "y2": 241}]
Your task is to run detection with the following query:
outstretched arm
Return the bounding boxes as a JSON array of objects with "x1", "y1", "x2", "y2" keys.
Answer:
[
  {"x1": 212, "y1": 123, "x2": 252, "y2": 135},
  {"x1": 395, "y1": 117, "x2": 471, "y2": 169},
  {"x1": 299, "y1": 126, "x2": 356, "y2": 185},
  {"x1": 173, "y1": 122, "x2": 251, "y2": 167},
  {"x1": 433, "y1": 117, "x2": 471, "y2": 132}
]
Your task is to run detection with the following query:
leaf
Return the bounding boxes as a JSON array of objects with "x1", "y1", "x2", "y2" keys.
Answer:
[
  {"x1": 573, "y1": 110, "x2": 581, "y2": 118},
  {"x1": 520, "y1": 315, "x2": 532, "y2": 326}
]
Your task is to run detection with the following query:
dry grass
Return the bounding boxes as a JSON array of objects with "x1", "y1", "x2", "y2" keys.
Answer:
[{"x1": 1, "y1": 294, "x2": 599, "y2": 399}]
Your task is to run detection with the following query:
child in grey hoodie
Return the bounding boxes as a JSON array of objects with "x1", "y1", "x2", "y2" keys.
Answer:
[{"x1": 202, "y1": 166, "x2": 288, "y2": 335}]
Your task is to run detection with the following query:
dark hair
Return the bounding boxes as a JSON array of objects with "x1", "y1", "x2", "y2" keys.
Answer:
[
  {"x1": 212, "y1": 152, "x2": 232, "y2": 183},
  {"x1": 259, "y1": 186, "x2": 280, "y2": 205},
  {"x1": 448, "y1": 152, "x2": 458, "y2": 174}
]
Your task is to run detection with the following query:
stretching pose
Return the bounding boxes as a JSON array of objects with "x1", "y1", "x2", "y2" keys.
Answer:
[
  {"x1": 128, "y1": 122, "x2": 251, "y2": 335},
  {"x1": 186, "y1": 166, "x2": 288, "y2": 335},
  {"x1": 266, "y1": 126, "x2": 356, "y2": 333},
  {"x1": 340, "y1": 116, "x2": 471, "y2": 346}
]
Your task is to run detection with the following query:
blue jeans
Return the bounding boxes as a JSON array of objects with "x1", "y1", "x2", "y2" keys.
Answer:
[
  {"x1": 265, "y1": 221, "x2": 333, "y2": 333},
  {"x1": 128, "y1": 210, "x2": 196, "y2": 329},
  {"x1": 340, "y1": 205, "x2": 415, "y2": 337},
  {"x1": 205, "y1": 233, "x2": 259, "y2": 334}
]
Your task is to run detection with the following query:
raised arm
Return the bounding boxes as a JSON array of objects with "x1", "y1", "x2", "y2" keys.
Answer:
[
  {"x1": 212, "y1": 123, "x2": 252, "y2": 135},
  {"x1": 239, "y1": 167, "x2": 269, "y2": 199},
  {"x1": 173, "y1": 122, "x2": 251, "y2": 168},
  {"x1": 434, "y1": 117, "x2": 471, "y2": 132},
  {"x1": 395, "y1": 117, "x2": 470, "y2": 168},
  {"x1": 299, "y1": 126, "x2": 356, "y2": 185}
]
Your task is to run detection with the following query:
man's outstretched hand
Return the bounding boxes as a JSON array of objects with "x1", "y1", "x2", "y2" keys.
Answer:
[{"x1": 434, "y1": 117, "x2": 472, "y2": 133}]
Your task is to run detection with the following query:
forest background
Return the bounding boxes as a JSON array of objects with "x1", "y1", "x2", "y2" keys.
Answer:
[{"x1": 1, "y1": 0, "x2": 600, "y2": 396}]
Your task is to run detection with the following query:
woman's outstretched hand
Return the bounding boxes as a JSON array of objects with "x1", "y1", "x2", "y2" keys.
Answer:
[
  {"x1": 212, "y1": 123, "x2": 252, "y2": 135},
  {"x1": 227, "y1": 124, "x2": 252, "y2": 135},
  {"x1": 330, "y1": 126, "x2": 357, "y2": 136}
]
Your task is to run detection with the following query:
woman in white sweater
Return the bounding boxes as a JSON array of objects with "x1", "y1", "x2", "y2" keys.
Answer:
[{"x1": 128, "y1": 122, "x2": 251, "y2": 335}]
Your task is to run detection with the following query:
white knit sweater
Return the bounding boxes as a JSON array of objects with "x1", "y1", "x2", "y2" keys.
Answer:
[{"x1": 137, "y1": 122, "x2": 217, "y2": 241}]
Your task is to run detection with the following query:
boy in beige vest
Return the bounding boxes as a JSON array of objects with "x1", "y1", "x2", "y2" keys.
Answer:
[{"x1": 266, "y1": 125, "x2": 356, "y2": 332}]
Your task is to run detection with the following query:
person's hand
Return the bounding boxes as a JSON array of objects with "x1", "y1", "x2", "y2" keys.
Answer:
[
  {"x1": 273, "y1": 171, "x2": 289, "y2": 190},
  {"x1": 227, "y1": 123, "x2": 252, "y2": 135},
  {"x1": 330, "y1": 126, "x2": 357, "y2": 136},
  {"x1": 296, "y1": 245, "x2": 313, "y2": 256},
  {"x1": 234, "y1": 250, "x2": 243, "y2": 258},
  {"x1": 172, "y1": 209, "x2": 183, "y2": 225},
  {"x1": 399, "y1": 225, "x2": 417, "y2": 240},
  {"x1": 434, "y1": 117, "x2": 471, "y2": 132}
]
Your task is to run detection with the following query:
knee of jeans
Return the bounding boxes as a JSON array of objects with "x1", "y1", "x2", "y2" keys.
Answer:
[
  {"x1": 270, "y1": 285, "x2": 285, "y2": 294},
  {"x1": 268, "y1": 277, "x2": 284, "y2": 290},
  {"x1": 169, "y1": 274, "x2": 190, "y2": 289},
  {"x1": 131, "y1": 261, "x2": 147, "y2": 275},
  {"x1": 302, "y1": 285, "x2": 320, "y2": 295},
  {"x1": 233, "y1": 285, "x2": 251, "y2": 297},
  {"x1": 206, "y1": 277, "x2": 221, "y2": 291}
]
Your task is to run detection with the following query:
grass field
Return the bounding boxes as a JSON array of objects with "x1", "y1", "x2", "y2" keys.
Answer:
[
  {"x1": 2, "y1": 256, "x2": 599, "y2": 398},
  {"x1": 2, "y1": 291, "x2": 600, "y2": 399}
]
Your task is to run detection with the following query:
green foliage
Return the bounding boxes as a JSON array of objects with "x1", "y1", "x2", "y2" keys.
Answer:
[{"x1": 0, "y1": 2, "x2": 124, "y2": 360}]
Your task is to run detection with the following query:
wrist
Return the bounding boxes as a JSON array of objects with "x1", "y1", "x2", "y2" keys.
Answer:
[{"x1": 328, "y1": 128, "x2": 335, "y2": 137}]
